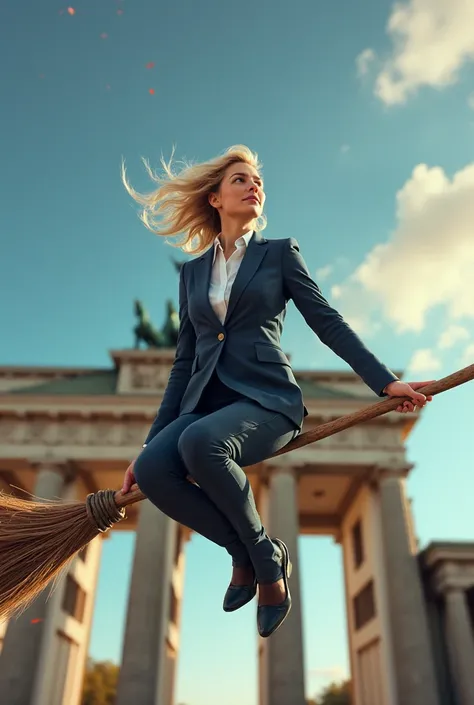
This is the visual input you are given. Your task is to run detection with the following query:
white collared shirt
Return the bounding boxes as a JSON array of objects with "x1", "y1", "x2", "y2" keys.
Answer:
[{"x1": 209, "y1": 230, "x2": 253, "y2": 324}]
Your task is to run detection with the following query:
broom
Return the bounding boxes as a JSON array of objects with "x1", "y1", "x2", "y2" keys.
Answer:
[{"x1": 1, "y1": 363, "x2": 473, "y2": 621}]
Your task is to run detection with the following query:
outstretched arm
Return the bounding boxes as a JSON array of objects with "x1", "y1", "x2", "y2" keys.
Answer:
[
  {"x1": 282, "y1": 238, "x2": 398, "y2": 397},
  {"x1": 143, "y1": 262, "x2": 196, "y2": 445}
]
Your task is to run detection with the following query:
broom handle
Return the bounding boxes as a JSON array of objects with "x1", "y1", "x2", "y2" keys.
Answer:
[{"x1": 114, "y1": 363, "x2": 474, "y2": 508}]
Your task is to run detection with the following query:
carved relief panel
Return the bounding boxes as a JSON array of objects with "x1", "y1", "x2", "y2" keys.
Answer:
[
  {"x1": 0, "y1": 417, "x2": 150, "y2": 450},
  {"x1": 130, "y1": 363, "x2": 171, "y2": 392}
]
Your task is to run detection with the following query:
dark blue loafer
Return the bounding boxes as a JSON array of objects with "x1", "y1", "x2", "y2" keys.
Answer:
[
  {"x1": 257, "y1": 538, "x2": 292, "y2": 638},
  {"x1": 223, "y1": 578, "x2": 257, "y2": 612}
]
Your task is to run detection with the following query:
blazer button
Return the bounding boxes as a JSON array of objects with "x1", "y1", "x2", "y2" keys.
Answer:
[{"x1": 217, "y1": 332, "x2": 225, "y2": 341}]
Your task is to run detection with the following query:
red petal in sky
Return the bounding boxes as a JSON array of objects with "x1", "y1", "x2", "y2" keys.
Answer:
[
  {"x1": 146, "y1": 62, "x2": 155, "y2": 69},
  {"x1": 117, "y1": 9, "x2": 123, "y2": 15},
  {"x1": 149, "y1": 89, "x2": 155, "y2": 95},
  {"x1": 67, "y1": 7, "x2": 75, "y2": 15},
  {"x1": 100, "y1": 33, "x2": 108, "y2": 39}
]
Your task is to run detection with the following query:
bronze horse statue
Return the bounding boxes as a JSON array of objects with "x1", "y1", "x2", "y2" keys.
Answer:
[{"x1": 133, "y1": 299, "x2": 179, "y2": 349}]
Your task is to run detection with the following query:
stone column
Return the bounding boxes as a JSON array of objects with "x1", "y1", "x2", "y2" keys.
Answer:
[
  {"x1": 159, "y1": 526, "x2": 188, "y2": 705},
  {"x1": 0, "y1": 462, "x2": 73, "y2": 705},
  {"x1": 258, "y1": 465, "x2": 306, "y2": 705},
  {"x1": 444, "y1": 588, "x2": 474, "y2": 705},
  {"x1": 115, "y1": 500, "x2": 178, "y2": 705},
  {"x1": 379, "y1": 473, "x2": 440, "y2": 705}
]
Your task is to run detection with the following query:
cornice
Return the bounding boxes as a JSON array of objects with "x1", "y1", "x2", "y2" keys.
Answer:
[{"x1": 0, "y1": 397, "x2": 159, "y2": 417}]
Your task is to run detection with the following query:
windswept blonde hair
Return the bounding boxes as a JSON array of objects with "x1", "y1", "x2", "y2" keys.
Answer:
[{"x1": 121, "y1": 144, "x2": 266, "y2": 255}]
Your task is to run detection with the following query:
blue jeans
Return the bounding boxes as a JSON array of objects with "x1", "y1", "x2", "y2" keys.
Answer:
[{"x1": 133, "y1": 399, "x2": 298, "y2": 583}]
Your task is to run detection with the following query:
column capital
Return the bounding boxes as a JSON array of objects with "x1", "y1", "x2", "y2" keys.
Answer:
[
  {"x1": 432, "y1": 561, "x2": 468, "y2": 596},
  {"x1": 28, "y1": 458, "x2": 77, "y2": 484},
  {"x1": 260, "y1": 461, "x2": 301, "y2": 487},
  {"x1": 368, "y1": 462, "x2": 414, "y2": 487}
]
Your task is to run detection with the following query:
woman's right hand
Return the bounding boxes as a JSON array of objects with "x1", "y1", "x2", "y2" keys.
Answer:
[{"x1": 121, "y1": 458, "x2": 137, "y2": 494}]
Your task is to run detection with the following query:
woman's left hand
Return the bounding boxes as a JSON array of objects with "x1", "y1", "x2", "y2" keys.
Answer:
[{"x1": 383, "y1": 380, "x2": 435, "y2": 413}]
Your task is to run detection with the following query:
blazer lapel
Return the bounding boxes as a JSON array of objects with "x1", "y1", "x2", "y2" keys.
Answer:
[
  {"x1": 224, "y1": 231, "x2": 268, "y2": 323},
  {"x1": 195, "y1": 245, "x2": 223, "y2": 328}
]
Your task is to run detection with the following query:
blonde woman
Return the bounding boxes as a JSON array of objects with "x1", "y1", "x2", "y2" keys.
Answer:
[{"x1": 121, "y1": 145, "x2": 432, "y2": 638}]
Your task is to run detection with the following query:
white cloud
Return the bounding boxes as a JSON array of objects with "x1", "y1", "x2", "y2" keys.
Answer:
[
  {"x1": 407, "y1": 349, "x2": 442, "y2": 374},
  {"x1": 367, "y1": 0, "x2": 474, "y2": 105},
  {"x1": 468, "y1": 93, "x2": 474, "y2": 110},
  {"x1": 315, "y1": 265, "x2": 333, "y2": 281},
  {"x1": 437, "y1": 325, "x2": 470, "y2": 350},
  {"x1": 333, "y1": 161, "x2": 474, "y2": 333},
  {"x1": 345, "y1": 316, "x2": 381, "y2": 337},
  {"x1": 356, "y1": 48, "x2": 376, "y2": 77},
  {"x1": 461, "y1": 342, "x2": 474, "y2": 366}
]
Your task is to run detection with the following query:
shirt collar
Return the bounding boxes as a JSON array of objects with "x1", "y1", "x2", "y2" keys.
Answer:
[{"x1": 212, "y1": 229, "x2": 254, "y2": 264}]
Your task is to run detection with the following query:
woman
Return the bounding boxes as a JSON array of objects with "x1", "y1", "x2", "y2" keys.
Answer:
[{"x1": 120, "y1": 145, "x2": 432, "y2": 638}]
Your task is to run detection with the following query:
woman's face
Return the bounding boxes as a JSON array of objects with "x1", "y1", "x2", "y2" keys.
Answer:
[{"x1": 209, "y1": 162, "x2": 265, "y2": 222}]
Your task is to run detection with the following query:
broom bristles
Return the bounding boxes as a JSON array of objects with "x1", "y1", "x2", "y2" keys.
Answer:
[{"x1": 0, "y1": 492, "x2": 101, "y2": 621}]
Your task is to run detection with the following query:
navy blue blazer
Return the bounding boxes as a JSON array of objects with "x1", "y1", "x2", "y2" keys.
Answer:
[{"x1": 144, "y1": 231, "x2": 397, "y2": 444}]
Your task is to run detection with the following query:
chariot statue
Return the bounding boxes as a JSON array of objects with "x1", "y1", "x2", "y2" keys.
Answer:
[{"x1": 132, "y1": 258, "x2": 184, "y2": 349}]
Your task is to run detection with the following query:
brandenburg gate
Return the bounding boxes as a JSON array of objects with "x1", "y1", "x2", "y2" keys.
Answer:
[{"x1": 0, "y1": 348, "x2": 473, "y2": 705}]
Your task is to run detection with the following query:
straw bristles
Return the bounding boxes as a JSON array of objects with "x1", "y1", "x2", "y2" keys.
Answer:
[{"x1": 0, "y1": 492, "x2": 102, "y2": 621}]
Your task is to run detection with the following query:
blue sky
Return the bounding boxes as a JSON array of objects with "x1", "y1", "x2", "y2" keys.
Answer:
[{"x1": 1, "y1": 0, "x2": 473, "y2": 703}]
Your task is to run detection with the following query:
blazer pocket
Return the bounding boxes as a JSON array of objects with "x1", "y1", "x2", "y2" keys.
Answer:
[{"x1": 255, "y1": 343, "x2": 290, "y2": 366}]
